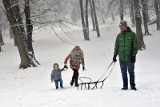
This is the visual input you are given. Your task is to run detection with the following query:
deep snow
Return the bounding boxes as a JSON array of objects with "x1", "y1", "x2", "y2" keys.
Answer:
[{"x1": 0, "y1": 19, "x2": 160, "y2": 107}]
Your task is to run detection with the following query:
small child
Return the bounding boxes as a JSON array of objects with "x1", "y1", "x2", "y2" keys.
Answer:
[{"x1": 51, "y1": 63, "x2": 67, "y2": 89}]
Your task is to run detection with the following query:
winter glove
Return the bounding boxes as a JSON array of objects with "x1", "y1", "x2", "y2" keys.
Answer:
[
  {"x1": 82, "y1": 67, "x2": 85, "y2": 71},
  {"x1": 64, "y1": 65, "x2": 68, "y2": 69},
  {"x1": 113, "y1": 55, "x2": 117, "y2": 62},
  {"x1": 131, "y1": 56, "x2": 136, "y2": 63}
]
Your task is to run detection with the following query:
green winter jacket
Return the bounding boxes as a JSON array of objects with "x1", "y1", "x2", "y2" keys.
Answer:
[{"x1": 114, "y1": 27, "x2": 138, "y2": 61}]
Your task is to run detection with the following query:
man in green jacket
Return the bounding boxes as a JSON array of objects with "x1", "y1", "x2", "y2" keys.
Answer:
[{"x1": 113, "y1": 21, "x2": 138, "y2": 90}]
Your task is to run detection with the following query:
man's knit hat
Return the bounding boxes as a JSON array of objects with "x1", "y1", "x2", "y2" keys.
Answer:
[{"x1": 119, "y1": 21, "x2": 127, "y2": 27}]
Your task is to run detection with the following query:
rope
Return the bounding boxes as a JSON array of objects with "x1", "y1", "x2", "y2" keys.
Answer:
[{"x1": 97, "y1": 62, "x2": 114, "y2": 82}]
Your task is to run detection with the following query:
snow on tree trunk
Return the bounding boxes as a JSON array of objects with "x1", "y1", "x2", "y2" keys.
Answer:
[
  {"x1": 3, "y1": 0, "x2": 38, "y2": 68},
  {"x1": 24, "y1": 0, "x2": 39, "y2": 65},
  {"x1": 134, "y1": 0, "x2": 145, "y2": 49},
  {"x1": 79, "y1": 0, "x2": 90, "y2": 41}
]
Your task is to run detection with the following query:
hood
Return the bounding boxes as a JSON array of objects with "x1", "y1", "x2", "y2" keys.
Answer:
[{"x1": 74, "y1": 46, "x2": 81, "y2": 50}]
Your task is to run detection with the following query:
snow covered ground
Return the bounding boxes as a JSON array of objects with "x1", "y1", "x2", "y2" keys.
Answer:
[{"x1": 0, "y1": 19, "x2": 160, "y2": 107}]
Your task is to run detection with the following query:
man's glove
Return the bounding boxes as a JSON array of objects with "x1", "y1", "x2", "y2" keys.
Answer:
[
  {"x1": 82, "y1": 67, "x2": 85, "y2": 71},
  {"x1": 131, "y1": 56, "x2": 136, "y2": 63},
  {"x1": 64, "y1": 65, "x2": 68, "y2": 69},
  {"x1": 113, "y1": 55, "x2": 117, "y2": 62}
]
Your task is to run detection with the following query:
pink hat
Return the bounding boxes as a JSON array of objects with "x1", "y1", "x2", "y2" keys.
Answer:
[{"x1": 75, "y1": 46, "x2": 80, "y2": 50}]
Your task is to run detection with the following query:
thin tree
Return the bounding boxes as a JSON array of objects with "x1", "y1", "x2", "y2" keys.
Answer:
[
  {"x1": 0, "y1": 14, "x2": 4, "y2": 46},
  {"x1": 129, "y1": 0, "x2": 136, "y2": 27},
  {"x1": 0, "y1": 29, "x2": 4, "y2": 52},
  {"x1": 142, "y1": 0, "x2": 151, "y2": 35},
  {"x1": 91, "y1": 0, "x2": 100, "y2": 38},
  {"x1": 85, "y1": 0, "x2": 89, "y2": 39},
  {"x1": 120, "y1": 0, "x2": 124, "y2": 21},
  {"x1": 89, "y1": 0, "x2": 96, "y2": 31},
  {"x1": 155, "y1": 0, "x2": 160, "y2": 30},
  {"x1": 111, "y1": 7, "x2": 115, "y2": 21},
  {"x1": 0, "y1": 29, "x2": 4, "y2": 46},
  {"x1": 134, "y1": 0, "x2": 145, "y2": 49},
  {"x1": 79, "y1": 0, "x2": 90, "y2": 40}
]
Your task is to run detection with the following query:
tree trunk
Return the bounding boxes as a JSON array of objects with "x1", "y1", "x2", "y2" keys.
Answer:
[
  {"x1": 3, "y1": 0, "x2": 38, "y2": 68},
  {"x1": 0, "y1": 29, "x2": 4, "y2": 52},
  {"x1": 111, "y1": 8, "x2": 115, "y2": 21},
  {"x1": 145, "y1": 0, "x2": 150, "y2": 22},
  {"x1": 0, "y1": 29, "x2": 4, "y2": 45},
  {"x1": 89, "y1": 0, "x2": 96, "y2": 31},
  {"x1": 155, "y1": 0, "x2": 160, "y2": 30},
  {"x1": 24, "y1": 0, "x2": 39, "y2": 65},
  {"x1": 142, "y1": 0, "x2": 151, "y2": 35},
  {"x1": 79, "y1": 0, "x2": 89, "y2": 40},
  {"x1": 130, "y1": 0, "x2": 136, "y2": 27},
  {"x1": 91, "y1": 0, "x2": 100, "y2": 38},
  {"x1": 25, "y1": 0, "x2": 33, "y2": 52},
  {"x1": 120, "y1": 0, "x2": 124, "y2": 21},
  {"x1": 134, "y1": 0, "x2": 145, "y2": 49},
  {"x1": 85, "y1": 0, "x2": 90, "y2": 40}
]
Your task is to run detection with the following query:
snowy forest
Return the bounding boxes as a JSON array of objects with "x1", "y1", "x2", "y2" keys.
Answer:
[
  {"x1": 0, "y1": 0, "x2": 160, "y2": 107},
  {"x1": 0, "y1": 0, "x2": 160, "y2": 68}
]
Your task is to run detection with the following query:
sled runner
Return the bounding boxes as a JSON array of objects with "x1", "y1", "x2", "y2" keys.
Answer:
[{"x1": 78, "y1": 62, "x2": 115, "y2": 90}]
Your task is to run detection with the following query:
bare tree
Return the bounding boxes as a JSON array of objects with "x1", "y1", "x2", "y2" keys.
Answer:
[
  {"x1": 142, "y1": 0, "x2": 151, "y2": 35},
  {"x1": 85, "y1": 0, "x2": 89, "y2": 38},
  {"x1": 155, "y1": 0, "x2": 160, "y2": 30},
  {"x1": 91, "y1": 0, "x2": 100, "y2": 37},
  {"x1": 129, "y1": 0, "x2": 136, "y2": 27},
  {"x1": 79, "y1": 0, "x2": 90, "y2": 40},
  {"x1": 3, "y1": 0, "x2": 39, "y2": 68},
  {"x1": 0, "y1": 12, "x2": 4, "y2": 50},
  {"x1": 24, "y1": 0, "x2": 39, "y2": 65},
  {"x1": 0, "y1": 29, "x2": 4, "y2": 52},
  {"x1": 0, "y1": 29, "x2": 4, "y2": 45},
  {"x1": 89, "y1": 0, "x2": 96, "y2": 31},
  {"x1": 134, "y1": 0, "x2": 145, "y2": 49},
  {"x1": 120, "y1": 0, "x2": 124, "y2": 20}
]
